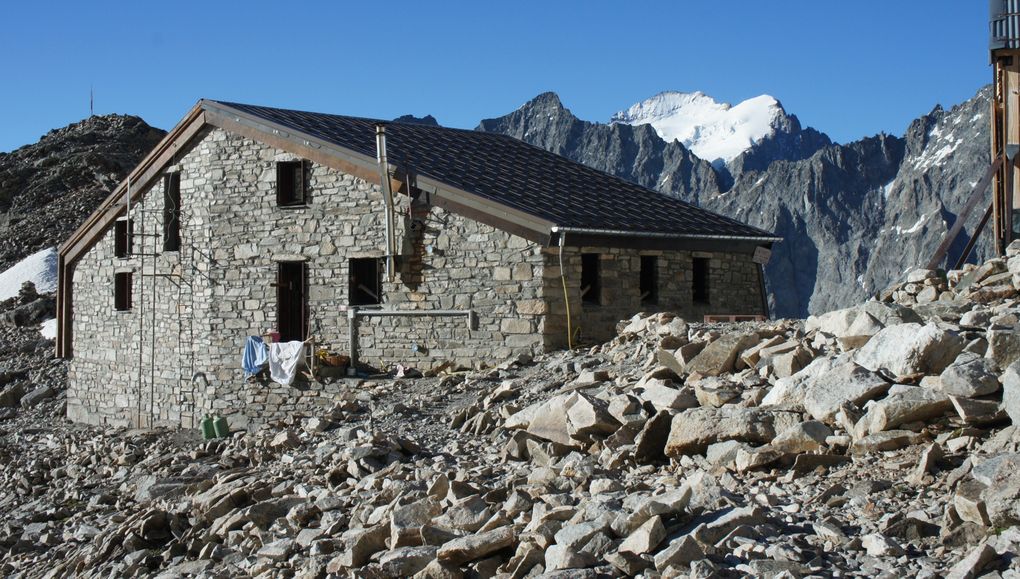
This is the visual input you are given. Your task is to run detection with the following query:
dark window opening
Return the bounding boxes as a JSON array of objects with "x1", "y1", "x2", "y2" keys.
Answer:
[
  {"x1": 115, "y1": 272, "x2": 132, "y2": 311},
  {"x1": 581, "y1": 253, "x2": 600, "y2": 305},
  {"x1": 640, "y1": 255, "x2": 658, "y2": 305},
  {"x1": 163, "y1": 173, "x2": 181, "y2": 252},
  {"x1": 115, "y1": 219, "x2": 133, "y2": 258},
  {"x1": 349, "y1": 258, "x2": 382, "y2": 305},
  {"x1": 693, "y1": 257, "x2": 710, "y2": 304},
  {"x1": 276, "y1": 161, "x2": 306, "y2": 206},
  {"x1": 276, "y1": 261, "x2": 308, "y2": 342}
]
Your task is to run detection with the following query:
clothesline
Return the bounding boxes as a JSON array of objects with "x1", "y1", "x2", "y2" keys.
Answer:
[{"x1": 243, "y1": 335, "x2": 317, "y2": 385}]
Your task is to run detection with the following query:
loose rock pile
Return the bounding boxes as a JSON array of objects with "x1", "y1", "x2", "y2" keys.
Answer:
[{"x1": 7, "y1": 247, "x2": 1020, "y2": 577}]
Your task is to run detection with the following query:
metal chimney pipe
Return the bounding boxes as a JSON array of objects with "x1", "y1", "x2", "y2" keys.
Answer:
[{"x1": 375, "y1": 125, "x2": 397, "y2": 282}]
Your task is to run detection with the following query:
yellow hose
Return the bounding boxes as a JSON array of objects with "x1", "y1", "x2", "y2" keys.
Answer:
[{"x1": 558, "y1": 235, "x2": 573, "y2": 350}]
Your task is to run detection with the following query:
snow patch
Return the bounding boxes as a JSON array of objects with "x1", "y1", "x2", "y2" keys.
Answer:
[
  {"x1": 0, "y1": 247, "x2": 58, "y2": 301},
  {"x1": 882, "y1": 179, "x2": 896, "y2": 200},
  {"x1": 40, "y1": 318, "x2": 57, "y2": 340},
  {"x1": 893, "y1": 213, "x2": 932, "y2": 236},
  {"x1": 610, "y1": 91, "x2": 784, "y2": 166}
]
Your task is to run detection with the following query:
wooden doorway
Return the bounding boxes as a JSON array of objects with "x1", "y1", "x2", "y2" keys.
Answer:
[{"x1": 277, "y1": 261, "x2": 307, "y2": 342}]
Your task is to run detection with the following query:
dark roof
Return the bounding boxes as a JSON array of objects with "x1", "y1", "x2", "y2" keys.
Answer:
[{"x1": 209, "y1": 100, "x2": 778, "y2": 241}]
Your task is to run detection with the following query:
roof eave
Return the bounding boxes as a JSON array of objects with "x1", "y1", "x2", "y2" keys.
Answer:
[{"x1": 551, "y1": 225, "x2": 782, "y2": 244}]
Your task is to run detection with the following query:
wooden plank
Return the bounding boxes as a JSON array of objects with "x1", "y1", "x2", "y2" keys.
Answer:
[
  {"x1": 204, "y1": 109, "x2": 399, "y2": 190},
  {"x1": 430, "y1": 195, "x2": 550, "y2": 245},
  {"x1": 954, "y1": 202, "x2": 994, "y2": 270},
  {"x1": 925, "y1": 156, "x2": 1003, "y2": 270},
  {"x1": 61, "y1": 103, "x2": 206, "y2": 260}
]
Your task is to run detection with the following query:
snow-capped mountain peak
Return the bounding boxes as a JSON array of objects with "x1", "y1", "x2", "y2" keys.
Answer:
[{"x1": 610, "y1": 91, "x2": 787, "y2": 166}]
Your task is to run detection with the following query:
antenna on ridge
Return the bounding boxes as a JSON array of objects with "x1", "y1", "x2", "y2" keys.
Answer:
[{"x1": 90, "y1": 86, "x2": 94, "y2": 117}]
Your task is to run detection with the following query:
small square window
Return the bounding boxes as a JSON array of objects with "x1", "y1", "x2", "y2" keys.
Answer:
[
  {"x1": 115, "y1": 219, "x2": 133, "y2": 258},
  {"x1": 277, "y1": 161, "x2": 306, "y2": 206},
  {"x1": 640, "y1": 255, "x2": 658, "y2": 305},
  {"x1": 349, "y1": 258, "x2": 381, "y2": 305},
  {"x1": 693, "y1": 257, "x2": 710, "y2": 304},
  {"x1": 581, "y1": 253, "x2": 600, "y2": 305},
  {"x1": 115, "y1": 272, "x2": 132, "y2": 311}
]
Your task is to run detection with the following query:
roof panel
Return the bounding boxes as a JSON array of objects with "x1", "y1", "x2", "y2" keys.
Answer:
[{"x1": 209, "y1": 100, "x2": 778, "y2": 241}]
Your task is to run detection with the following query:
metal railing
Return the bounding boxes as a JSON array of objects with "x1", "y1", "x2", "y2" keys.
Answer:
[{"x1": 991, "y1": 1, "x2": 1020, "y2": 50}]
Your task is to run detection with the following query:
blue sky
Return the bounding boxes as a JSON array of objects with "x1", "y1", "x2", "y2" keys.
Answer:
[{"x1": 0, "y1": 1, "x2": 989, "y2": 153}]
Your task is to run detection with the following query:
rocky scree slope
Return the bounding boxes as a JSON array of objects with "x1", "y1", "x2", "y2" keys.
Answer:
[
  {"x1": 478, "y1": 87, "x2": 992, "y2": 320},
  {"x1": 4, "y1": 250, "x2": 1020, "y2": 577},
  {"x1": 0, "y1": 115, "x2": 165, "y2": 271}
]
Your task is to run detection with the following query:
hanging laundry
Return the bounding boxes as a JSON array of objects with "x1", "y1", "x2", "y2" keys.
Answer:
[
  {"x1": 241, "y1": 336, "x2": 268, "y2": 378},
  {"x1": 269, "y1": 341, "x2": 305, "y2": 386}
]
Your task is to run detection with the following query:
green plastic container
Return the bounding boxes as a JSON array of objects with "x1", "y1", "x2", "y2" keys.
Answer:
[
  {"x1": 200, "y1": 415, "x2": 216, "y2": 440},
  {"x1": 212, "y1": 415, "x2": 230, "y2": 439}
]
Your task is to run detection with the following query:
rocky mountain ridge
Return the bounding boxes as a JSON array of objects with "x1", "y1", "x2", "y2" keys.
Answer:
[
  {"x1": 608, "y1": 91, "x2": 830, "y2": 175},
  {"x1": 478, "y1": 87, "x2": 992, "y2": 319},
  {"x1": 0, "y1": 88, "x2": 992, "y2": 323},
  {"x1": 0, "y1": 115, "x2": 165, "y2": 271}
]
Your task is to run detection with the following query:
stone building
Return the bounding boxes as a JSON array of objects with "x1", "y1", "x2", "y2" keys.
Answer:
[{"x1": 56, "y1": 100, "x2": 779, "y2": 429}]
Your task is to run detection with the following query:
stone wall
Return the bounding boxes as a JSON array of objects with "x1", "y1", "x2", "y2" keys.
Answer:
[
  {"x1": 67, "y1": 136, "x2": 210, "y2": 429},
  {"x1": 542, "y1": 247, "x2": 765, "y2": 348}
]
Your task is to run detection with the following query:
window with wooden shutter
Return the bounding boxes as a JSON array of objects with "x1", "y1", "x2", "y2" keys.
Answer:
[
  {"x1": 115, "y1": 272, "x2": 132, "y2": 311},
  {"x1": 277, "y1": 261, "x2": 308, "y2": 342},
  {"x1": 693, "y1": 257, "x2": 710, "y2": 304},
  {"x1": 581, "y1": 253, "x2": 600, "y2": 305},
  {"x1": 349, "y1": 258, "x2": 381, "y2": 305},
  {"x1": 640, "y1": 255, "x2": 658, "y2": 305},
  {"x1": 115, "y1": 219, "x2": 133, "y2": 258},
  {"x1": 276, "y1": 161, "x2": 306, "y2": 206}
]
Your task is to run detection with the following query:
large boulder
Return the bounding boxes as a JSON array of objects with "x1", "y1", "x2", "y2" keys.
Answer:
[
  {"x1": 938, "y1": 352, "x2": 1000, "y2": 398},
  {"x1": 968, "y1": 453, "x2": 1020, "y2": 527},
  {"x1": 0, "y1": 383, "x2": 25, "y2": 407},
  {"x1": 855, "y1": 323, "x2": 965, "y2": 379},
  {"x1": 858, "y1": 301, "x2": 923, "y2": 326},
  {"x1": 1002, "y1": 360, "x2": 1020, "y2": 425},
  {"x1": 986, "y1": 329, "x2": 1020, "y2": 369},
  {"x1": 437, "y1": 526, "x2": 515, "y2": 566},
  {"x1": 523, "y1": 394, "x2": 576, "y2": 447},
  {"x1": 665, "y1": 407, "x2": 802, "y2": 457},
  {"x1": 764, "y1": 360, "x2": 890, "y2": 424},
  {"x1": 516, "y1": 392, "x2": 621, "y2": 446},
  {"x1": 565, "y1": 392, "x2": 621, "y2": 438},
  {"x1": 762, "y1": 355, "x2": 844, "y2": 407},
  {"x1": 853, "y1": 386, "x2": 951, "y2": 438},
  {"x1": 838, "y1": 312, "x2": 885, "y2": 350},
  {"x1": 805, "y1": 308, "x2": 858, "y2": 336},
  {"x1": 20, "y1": 385, "x2": 55, "y2": 408},
  {"x1": 684, "y1": 332, "x2": 760, "y2": 377}
]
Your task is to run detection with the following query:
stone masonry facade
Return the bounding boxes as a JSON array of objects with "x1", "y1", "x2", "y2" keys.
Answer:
[
  {"x1": 542, "y1": 248, "x2": 765, "y2": 348},
  {"x1": 67, "y1": 126, "x2": 766, "y2": 430}
]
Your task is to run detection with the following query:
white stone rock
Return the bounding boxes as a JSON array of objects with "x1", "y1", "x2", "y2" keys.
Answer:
[
  {"x1": 1001, "y1": 360, "x2": 1020, "y2": 425},
  {"x1": 861, "y1": 533, "x2": 904, "y2": 557},
  {"x1": 938, "y1": 352, "x2": 1000, "y2": 398},
  {"x1": 855, "y1": 322, "x2": 965, "y2": 379}
]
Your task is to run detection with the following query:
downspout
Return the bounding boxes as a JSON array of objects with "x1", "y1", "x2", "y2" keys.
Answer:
[
  {"x1": 757, "y1": 262, "x2": 771, "y2": 320},
  {"x1": 375, "y1": 125, "x2": 397, "y2": 281},
  {"x1": 558, "y1": 232, "x2": 574, "y2": 350}
]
